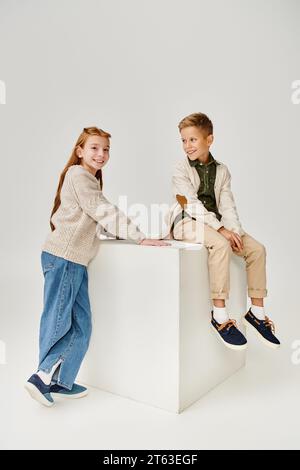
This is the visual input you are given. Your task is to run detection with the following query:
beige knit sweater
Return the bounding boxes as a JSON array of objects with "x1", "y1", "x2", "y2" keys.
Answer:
[{"x1": 42, "y1": 164, "x2": 146, "y2": 266}]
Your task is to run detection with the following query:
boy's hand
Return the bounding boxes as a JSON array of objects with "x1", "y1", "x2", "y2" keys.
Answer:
[
  {"x1": 139, "y1": 239, "x2": 170, "y2": 246},
  {"x1": 217, "y1": 227, "x2": 243, "y2": 251}
]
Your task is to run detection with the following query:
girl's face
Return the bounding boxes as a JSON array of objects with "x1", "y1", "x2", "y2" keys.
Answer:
[
  {"x1": 77, "y1": 135, "x2": 110, "y2": 176},
  {"x1": 180, "y1": 126, "x2": 213, "y2": 163}
]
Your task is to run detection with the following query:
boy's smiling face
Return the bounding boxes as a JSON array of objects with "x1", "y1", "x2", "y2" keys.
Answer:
[{"x1": 180, "y1": 126, "x2": 214, "y2": 163}]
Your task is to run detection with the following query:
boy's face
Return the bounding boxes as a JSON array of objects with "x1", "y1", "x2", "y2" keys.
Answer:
[{"x1": 180, "y1": 126, "x2": 213, "y2": 162}]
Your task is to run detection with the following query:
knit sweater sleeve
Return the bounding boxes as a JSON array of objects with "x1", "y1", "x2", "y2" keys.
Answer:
[{"x1": 67, "y1": 166, "x2": 146, "y2": 243}]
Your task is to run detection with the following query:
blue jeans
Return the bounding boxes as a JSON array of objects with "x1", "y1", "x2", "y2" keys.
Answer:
[{"x1": 38, "y1": 251, "x2": 92, "y2": 390}]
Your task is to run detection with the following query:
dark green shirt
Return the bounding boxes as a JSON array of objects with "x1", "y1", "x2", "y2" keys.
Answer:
[{"x1": 187, "y1": 152, "x2": 222, "y2": 221}]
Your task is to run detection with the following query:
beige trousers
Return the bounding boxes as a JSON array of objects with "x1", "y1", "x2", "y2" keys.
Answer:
[{"x1": 173, "y1": 218, "x2": 267, "y2": 300}]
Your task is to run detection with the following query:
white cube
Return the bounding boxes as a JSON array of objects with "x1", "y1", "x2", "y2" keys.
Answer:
[{"x1": 78, "y1": 240, "x2": 247, "y2": 413}]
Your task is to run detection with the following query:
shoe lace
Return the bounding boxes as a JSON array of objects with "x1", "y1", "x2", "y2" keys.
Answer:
[
  {"x1": 263, "y1": 316, "x2": 275, "y2": 333},
  {"x1": 218, "y1": 319, "x2": 237, "y2": 332}
]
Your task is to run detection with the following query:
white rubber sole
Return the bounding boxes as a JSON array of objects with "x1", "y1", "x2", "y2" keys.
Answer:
[
  {"x1": 242, "y1": 318, "x2": 280, "y2": 349},
  {"x1": 51, "y1": 389, "x2": 88, "y2": 399},
  {"x1": 24, "y1": 382, "x2": 54, "y2": 407},
  {"x1": 211, "y1": 324, "x2": 248, "y2": 351}
]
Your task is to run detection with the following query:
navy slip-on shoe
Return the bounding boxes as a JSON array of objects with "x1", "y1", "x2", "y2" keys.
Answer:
[
  {"x1": 211, "y1": 311, "x2": 247, "y2": 351},
  {"x1": 24, "y1": 374, "x2": 54, "y2": 407},
  {"x1": 243, "y1": 309, "x2": 280, "y2": 349},
  {"x1": 50, "y1": 383, "x2": 88, "y2": 399}
]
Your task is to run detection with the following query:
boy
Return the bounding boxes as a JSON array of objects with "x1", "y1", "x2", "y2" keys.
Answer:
[{"x1": 170, "y1": 112, "x2": 280, "y2": 350}]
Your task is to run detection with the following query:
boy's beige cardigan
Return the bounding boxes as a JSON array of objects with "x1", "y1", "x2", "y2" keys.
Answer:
[{"x1": 160, "y1": 157, "x2": 245, "y2": 239}]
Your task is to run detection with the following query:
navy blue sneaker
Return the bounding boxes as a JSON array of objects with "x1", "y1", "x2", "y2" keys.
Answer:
[
  {"x1": 50, "y1": 383, "x2": 88, "y2": 399},
  {"x1": 211, "y1": 311, "x2": 247, "y2": 350},
  {"x1": 243, "y1": 309, "x2": 280, "y2": 349},
  {"x1": 24, "y1": 374, "x2": 54, "y2": 407}
]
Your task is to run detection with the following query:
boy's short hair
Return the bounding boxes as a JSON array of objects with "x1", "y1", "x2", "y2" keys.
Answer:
[{"x1": 178, "y1": 112, "x2": 213, "y2": 136}]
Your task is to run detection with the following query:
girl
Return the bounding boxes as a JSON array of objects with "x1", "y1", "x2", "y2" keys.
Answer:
[{"x1": 25, "y1": 126, "x2": 168, "y2": 407}]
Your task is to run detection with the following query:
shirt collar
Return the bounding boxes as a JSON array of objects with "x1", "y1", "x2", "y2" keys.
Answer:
[{"x1": 187, "y1": 152, "x2": 219, "y2": 167}]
